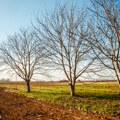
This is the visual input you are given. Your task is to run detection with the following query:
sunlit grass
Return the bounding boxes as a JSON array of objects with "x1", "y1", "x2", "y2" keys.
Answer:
[{"x1": 0, "y1": 81, "x2": 120, "y2": 116}]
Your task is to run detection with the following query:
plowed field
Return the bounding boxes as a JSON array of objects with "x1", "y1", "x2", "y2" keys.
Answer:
[{"x1": 0, "y1": 87, "x2": 119, "y2": 120}]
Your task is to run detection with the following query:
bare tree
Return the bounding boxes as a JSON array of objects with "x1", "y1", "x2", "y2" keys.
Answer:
[
  {"x1": 35, "y1": 4, "x2": 95, "y2": 96},
  {"x1": 0, "y1": 29, "x2": 47, "y2": 92},
  {"x1": 89, "y1": 0, "x2": 120, "y2": 86}
]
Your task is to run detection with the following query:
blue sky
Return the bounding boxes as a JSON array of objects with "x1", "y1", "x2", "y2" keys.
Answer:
[
  {"x1": 0, "y1": 0, "x2": 90, "y2": 42},
  {"x1": 0, "y1": 0, "x2": 114, "y2": 81},
  {"x1": 0, "y1": 0, "x2": 92, "y2": 81}
]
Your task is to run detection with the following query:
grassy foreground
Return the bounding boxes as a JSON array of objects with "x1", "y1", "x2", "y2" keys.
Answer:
[{"x1": 0, "y1": 81, "x2": 120, "y2": 116}]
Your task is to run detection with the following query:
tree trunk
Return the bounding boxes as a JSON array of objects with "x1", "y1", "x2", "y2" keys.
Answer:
[
  {"x1": 26, "y1": 81, "x2": 30, "y2": 92},
  {"x1": 118, "y1": 80, "x2": 120, "y2": 88},
  {"x1": 70, "y1": 84, "x2": 75, "y2": 96}
]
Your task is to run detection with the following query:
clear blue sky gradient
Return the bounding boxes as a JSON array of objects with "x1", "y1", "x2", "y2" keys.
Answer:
[
  {"x1": 0, "y1": 0, "x2": 90, "y2": 42},
  {"x1": 0, "y1": 0, "x2": 114, "y2": 81}
]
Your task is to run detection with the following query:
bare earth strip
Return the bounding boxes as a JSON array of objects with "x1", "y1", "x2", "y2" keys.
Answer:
[{"x1": 0, "y1": 87, "x2": 119, "y2": 120}]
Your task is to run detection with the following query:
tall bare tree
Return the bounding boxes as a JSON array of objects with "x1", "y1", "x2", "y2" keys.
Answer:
[
  {"x1": 35, "y1": 4, "x2": 95, "y2": 96},
  {"x1": 89, "y1": 0, "x2": 120, "y2": 86},
  {"x1": 0, "y1": 29, "x2": 47, "y2": 92}
]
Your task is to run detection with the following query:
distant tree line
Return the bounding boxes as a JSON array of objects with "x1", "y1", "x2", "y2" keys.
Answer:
[
  {"x1": 0, "y1": 78, "x2": 10, "y2": 82},
  {"x1": 0, "y1": 0, "x2": 119, "y2": 96}
]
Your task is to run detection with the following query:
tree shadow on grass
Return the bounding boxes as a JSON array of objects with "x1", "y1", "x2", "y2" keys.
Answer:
[
  {"x1": 75, "y1": 92, "x2": 120, "y2": 101},
  {"x1": 27, "y1": 90, "x2": 120, "y2": 101}
]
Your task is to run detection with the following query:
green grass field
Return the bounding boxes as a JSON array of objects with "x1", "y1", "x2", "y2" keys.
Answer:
[{"x1": 0, "y1": 81, "x2": 120, "y2": 116}]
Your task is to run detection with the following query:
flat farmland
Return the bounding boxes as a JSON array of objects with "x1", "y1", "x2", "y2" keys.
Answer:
[{"x1": 0, "y1": 81, "x2": 120, "y2": 120}]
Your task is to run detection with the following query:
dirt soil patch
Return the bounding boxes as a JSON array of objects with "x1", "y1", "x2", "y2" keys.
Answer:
[{"x1": 0, "y1": 87, "x2": 119, "y2": 120}]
